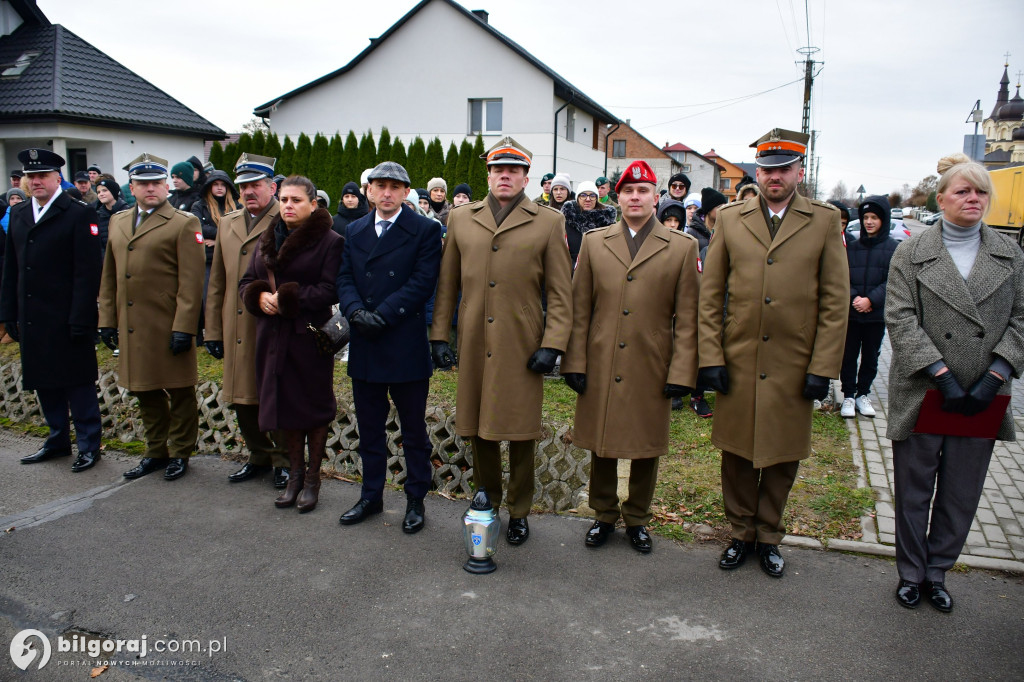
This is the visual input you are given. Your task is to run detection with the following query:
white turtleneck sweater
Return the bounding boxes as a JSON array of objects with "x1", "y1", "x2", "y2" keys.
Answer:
[{"x1": 941, "y1": 218, "x2": 981, "y2": 280}]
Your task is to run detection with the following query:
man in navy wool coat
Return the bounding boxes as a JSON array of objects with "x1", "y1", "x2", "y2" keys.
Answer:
[{"x1": 336, "y1": 161, "x2": 442, "y2": 533}]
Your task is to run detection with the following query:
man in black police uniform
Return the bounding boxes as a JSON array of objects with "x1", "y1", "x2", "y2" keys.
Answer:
[{"x1": 0, "y1": 148, "x2": 104, "y2": 472}]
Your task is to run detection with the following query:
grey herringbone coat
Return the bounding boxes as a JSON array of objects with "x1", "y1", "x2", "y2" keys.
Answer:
[{"x1": 884, "y1": 224, "x2": 1024, "y2": 441}]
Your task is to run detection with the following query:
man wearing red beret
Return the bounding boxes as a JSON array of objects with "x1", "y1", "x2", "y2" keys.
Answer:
[{"x1": 562, "y1": 160, "x2": 701, "y2": 553}]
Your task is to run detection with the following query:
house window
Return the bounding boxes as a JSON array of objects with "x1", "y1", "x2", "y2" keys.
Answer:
[
  {"x1": 720, "y1": 178, "x2": 731, "y2": 190},
  {"x1": 566, "y1": 106, "x2": 575, "y2": 143},
  {"x1": 612, "y1": 140, "x2": 626, "y2": 158},
  {"x1": 469, "y1": 99, "x2": 502, "y2": 134},
  {"x1": 681, "y1": 164, "x2": 691, "y2": 172}
]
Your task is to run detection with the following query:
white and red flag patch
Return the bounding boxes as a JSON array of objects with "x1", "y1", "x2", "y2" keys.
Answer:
[{"x1": 89, "y1": 224, "x2": 99, "y2": 236}]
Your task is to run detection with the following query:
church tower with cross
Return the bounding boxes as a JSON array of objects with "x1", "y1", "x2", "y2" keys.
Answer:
[{"x1": 982, "y1": 54, "x2": 1024, "y2": 168}]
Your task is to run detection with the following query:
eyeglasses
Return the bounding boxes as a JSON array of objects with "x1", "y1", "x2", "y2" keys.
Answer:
[
  {"x1": 579, "y1": 193, "x2": 597, "y2": 200},
  {"x1": 670, "y1": 182, "x2": 687, "y2": 190}
]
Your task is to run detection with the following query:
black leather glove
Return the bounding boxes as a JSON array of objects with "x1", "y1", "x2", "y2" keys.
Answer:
[
  {"x1": 204, "y1": 340, "x2": 224, "y2": 359},
  {"x1": 933, "y1": 370, "x2": 967, "y2": 413},
  {"x1": 802, "y1": 373, "x2": 831, "y2": 401},
  {"x1": 526, "y1": 347, "x2": 560, "y2": 373},
  {"x1": 98, "y1": 327, "x2": 118, "y2": 351},
  {"x1": 350, "y1": 309, "x2": 388, "y2": 340},
  {"x1": 963, "y1": 371, "x2": 1005, "y2": 416},
  {"x1": 70, "y1": 324, "x2": 92, "y2": 344},
  {"x1": 563, "y1": 373, "x2": 586, "y2": 395},
  {"x1": 169, "y1": 331, "x2": 193, "y2": 356},
  {"x1": 431, "y1": 340, "x2": 456, "y2": 369},
  {"x1": 3, "y1": 321, "x2": 19, "y2": 343},
  {"x1": 697, "y1": 366, "x2": 729, "y2": 394},
  {"x1": 663, "y1": 384, "x2": 693, "y2": 399}
]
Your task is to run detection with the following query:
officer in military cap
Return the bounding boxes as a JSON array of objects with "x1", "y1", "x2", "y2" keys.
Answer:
[
  {"x1": 429, "y1": 136, "x2": 573, "y2": 546},
  {"x1": 98, "y1": 153, "x2": 206, "y2": 481},
  {"x1": 697, "y1": 128, "x2": 849, "y2": 577},
  {"x1": 205, "y1": 154, "x2": 290, "y2": 488},
  {"x1": 0, "y1": 148, "x2": 104, "y2": 472}
]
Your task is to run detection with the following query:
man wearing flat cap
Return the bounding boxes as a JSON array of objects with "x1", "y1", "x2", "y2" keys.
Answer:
[
  {"x1": 336, "y1": 161, "x2": 442, "y2": 533},
  {"x1": 205, "y1": 154, "x2": 290, "y2": 488},
  {"x1": 430, "y1": 136, "x2": 573, "y2": 545},
  {"x1": 698, "y1": 128, "x2": 848, "y2": 577},
  {"x1": 98, "y1": 153, "x2": 206, "y2": 481},
  {"x1": 562, "y1": 160, "x2": 700, "y2": 554},
  {"x1": 0, "y1": 148, "x2": 104, "y2": 473}
]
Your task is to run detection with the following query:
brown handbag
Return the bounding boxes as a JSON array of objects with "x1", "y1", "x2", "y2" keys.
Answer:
[{"x1": 267, "y1": 270, "x2": 349, "y2": 356}]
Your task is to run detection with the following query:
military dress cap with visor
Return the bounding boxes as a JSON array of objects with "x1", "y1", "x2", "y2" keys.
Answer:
[
  {"x1": 751, "y1": 128, "x2": 809, "y2": 168},
  {"x1": 233, "y1": 153, "x2": 276, "y2": 184},
  {"x1": 482, "y1": 136, "x2": 532, "y2": 167},
  {"x1": 367, "y1": 161, "x2": 412, "y2": 186},
  {"x1": 18, "y1": 148, "x2": 65, "y2": 173},
  {"x1": 615, "y1": 159, "x2": 657, "y2": 193},
  {"x1": 124, "y1": 153, "x2": 168, "y2": 180}
]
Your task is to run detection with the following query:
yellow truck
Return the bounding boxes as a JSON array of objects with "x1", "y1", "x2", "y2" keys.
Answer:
[{"x1": 988, "y1": 166, "x2": 1024, "y2": 247}]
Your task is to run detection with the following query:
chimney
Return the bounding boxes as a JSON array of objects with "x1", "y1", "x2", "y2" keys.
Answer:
[
  {"x1": 626, "y1": 118, "x2": 631, "y2": 127},
  {"x1": 472, "y1": 10, "x2": 489, "y2": 23}
]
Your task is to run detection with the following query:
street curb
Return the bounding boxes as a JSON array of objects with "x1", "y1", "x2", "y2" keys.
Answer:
[{"x1": 825, "y1": 538, "x2": 1024, "y2": 574}]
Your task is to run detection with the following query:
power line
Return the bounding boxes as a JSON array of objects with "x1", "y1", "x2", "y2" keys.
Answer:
[
  {"x1": 637, "y1": 78, "x2": 804, "y2": 129},
  {"x1": 776, "y1": 0, "x2": 795, "y2": 55},
  {"x1": 606, "y1": 80, "x2": 804, "y2": 110}
]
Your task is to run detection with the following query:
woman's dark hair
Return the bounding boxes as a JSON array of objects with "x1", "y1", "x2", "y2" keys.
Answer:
[{"x1": 279, "y1": 175, "x2": 317, "y2": 202}]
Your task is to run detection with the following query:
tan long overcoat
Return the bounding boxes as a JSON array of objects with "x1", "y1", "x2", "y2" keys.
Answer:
[
  {"x1": 429, "y1": 197, "x2": 573, "y2": 440},
  {"x1": 205, "y1": 201, "x2": 279, "y2": 404},
  {"x1": 562, "y1": 220, "x2": 700, "y2": 458},
  {"x1": 698, "y1": 194, "x2": 849, "y2": 466},
  {"x1": 98, "y1": 201, "x2": 205, "y2": 391}
]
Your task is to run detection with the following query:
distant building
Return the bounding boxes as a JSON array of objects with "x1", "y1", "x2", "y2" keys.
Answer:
[
  {"x1": 703, "y1": 150, "x2": 746, "y2": 200},
  {"x1": 661, "y1": 142, "x2": 721, "y2": 194},
  {"x1": 983, "y1": 61, "x2": 1024, "y2": 168},
  {"x1": 603, "y1": 121, "x2": 680, "y2": 192}
]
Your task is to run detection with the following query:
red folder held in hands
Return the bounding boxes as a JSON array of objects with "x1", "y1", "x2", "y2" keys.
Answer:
[{"x1": 912, "y1": 390, "x2": 1011, "y2": 439}]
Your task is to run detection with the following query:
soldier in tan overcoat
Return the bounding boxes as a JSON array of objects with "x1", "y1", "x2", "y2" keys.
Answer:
[
  {"x1": 98, "y1": 154, "x2": 205, "y2": 481},
  {"x1": 204, "y1": 154, "x2": 288, "y2": 489},
  {"x1": 429, "y1": 137, "x2": 572, "y2": 546},
  {"x1": 698, "y1": 129, "x2": 849, "y2": 577},
  {"x1": 562, "y1": 160, "x2": 699, "y2": 554}
]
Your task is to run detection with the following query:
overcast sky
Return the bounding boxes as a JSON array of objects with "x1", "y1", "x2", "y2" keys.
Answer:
[{"x1": 44, "y1": 0, "x2": 1024, "y2": 199}]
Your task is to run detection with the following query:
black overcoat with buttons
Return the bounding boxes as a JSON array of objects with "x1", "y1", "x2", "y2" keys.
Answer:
[
  {"x1": 0, "y1": 191, "x2": 102, "y2": 390},
  {"x1": 336, "y1": 204, "x2": 442, "y2": 383}
]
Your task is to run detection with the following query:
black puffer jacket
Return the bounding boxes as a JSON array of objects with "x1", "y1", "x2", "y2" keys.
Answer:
[
  {"x1": 332, "y1": 184, "x2": 370, "y2": 235},
  {"x1": 847, "y1": 195, "x2": 898, "y2": 323},
  {"x1": 95, "y1": 198, "x2": 128, "y2": 252},
  {"x1": 562, "y1": 200, "x2": 616, "y2": 266},
  {"x1": 190, "y1": 170, "x2": 240, "y2": 267}
]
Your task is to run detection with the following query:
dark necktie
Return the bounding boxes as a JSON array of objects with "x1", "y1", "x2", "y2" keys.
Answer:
[
  {"x1": 378, "y1": 220, "x2": 392, "y2": 238},
  {"x1": 769, "y1": 214, "x2": 782, "y2": 239}
]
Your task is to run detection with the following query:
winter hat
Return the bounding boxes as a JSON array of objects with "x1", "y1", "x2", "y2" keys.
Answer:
[
  {"x1": 87, "y1": 164, "x2": 101, "y2": 174},
  {"x1": 187, "y1": 156, "x2": 204, "y2": 173},
  {"x1": 342, "y1": 181, "x2": 360, "y2": 197},
  {"x1": 360, "y1": 168, "x2": 374, "y2": 186},
  {"x1": 416, "y1": 188, "x2": 429, "y2": 201},
  {"x1": 5, "y1": 188, "x2": 27, "y2": 203},
  {"x1": 316, "y1": 190, "x2": 330, "y2": 208},
  {"x1": 827, "y1": 200, "x2": 850, "y2": 222},
  {"x1": 657, "y1": 199, "x2": 686, "y2": 225},
  {"x1": 550, "y1": 174, "x2": 571, "y2": 191},
  {"x1": 453, "y1": 183, "x2": 472, "y2": 200},
  {"x1": 427, "y1": 177, "x2": 447, "y2": 193},
  {"x1": 541, "y1": 173, "x2": 555, "y2": 184},
  {"x1": 683, "y1": 194, "x2": 702, "y2": 209},
  {"x1": 858, "y1": 195, "x2": 891, "y2": 231},
  {"x1": 668, "y1": 172, "x2": 691, "y2": 193},
  {"x1": 699, "y1": 187, "x2": 728, "y2": 216},
  {"x1": 406, "y1": 189, "x2": 420, "y2": 205},
  {"x1": 96, "y1": 179, "x2": 121, "y2": 199},
  {"x1": 576, "y1": 180, "x2": 599, "y2": 198},
  {"x1": 171, "y1": 161, "x2": 196, "y2": 187}
]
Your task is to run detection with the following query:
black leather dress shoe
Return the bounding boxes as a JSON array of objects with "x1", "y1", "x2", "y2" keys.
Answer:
[
  {"x1": 895, "y1": 579, "x2": 921, "y2": 609},
  {"x1": 164, "y1": 458, "x2": 188, "y2": 480},
  {"x1": 626, "y1": 525, "x2": 653, "y2": 553},
  {"x1": 759, "y1": 543, "x2": 785, "y2": 578},
  {"x1": 20, "y1": 446, "x2": 72, "y2": 464},
  {"x1": 228, "y1": 463, "x2": 270, "y2": 483},
  {"x1": 719, "y1": 539, "x2": 755, "y2": 570},
  {"x1": 923, "y1": 581, "x2": 953, "y2": 613},
  {"x1": 585, "y1": 520, "x2": 615, "y2": 548},
  {"x1": 123, "y1": 458, "x2": 168, "y2": 479},
  {"x1": 506, "y1": 517, "x2": 529, "y2": 545},
  {"x1": 339, "y1": 498, "x2": 383, "y2": 525},
  {"x1": 70, "y1": 450, "x2": 100, "y2": 473},
  {"x1": 403, "y1": 498, "x2": 425, "y2": 534},
  {"x1": 272, "y1": 467, "x2": 290, "y2": 488}
]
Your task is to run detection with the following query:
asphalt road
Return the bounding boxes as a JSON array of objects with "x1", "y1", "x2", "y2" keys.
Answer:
[{"x1": 1, "y1": 430, "x2": 1022, "y2": 681}]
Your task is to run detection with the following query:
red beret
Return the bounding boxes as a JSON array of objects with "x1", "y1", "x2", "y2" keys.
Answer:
[{"x1": 615, "y1": 160, "x2": 657, "y2": 193}]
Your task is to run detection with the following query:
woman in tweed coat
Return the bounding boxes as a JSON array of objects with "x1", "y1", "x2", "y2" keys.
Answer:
[{"x1": 885, "y1": 153, "x2": 1024, "y2": 613}]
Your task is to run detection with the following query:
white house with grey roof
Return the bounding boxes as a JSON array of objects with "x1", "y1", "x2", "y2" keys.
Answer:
[
  {"x1": 254, "y1": 0, "x2": 619, "y2": 188},
  {"x1": 0, "y1": 0, "x2": 225, "y2": 183}
]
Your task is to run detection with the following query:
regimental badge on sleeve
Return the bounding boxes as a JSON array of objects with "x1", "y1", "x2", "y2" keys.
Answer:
[
  {"x1": 697, "y1": 257, "x2": 703, "y2": 274},
  {"x1": 89, "y1": 224, "x2": 99, "y2": 236},
  {"x1": 195, "y1": 232, "x2": 204, "y2": 244}
]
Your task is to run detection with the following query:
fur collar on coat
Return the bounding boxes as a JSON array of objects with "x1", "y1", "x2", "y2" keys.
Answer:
[{"x1": 259, "y1": 207, "x2": 334, "y2": 271}]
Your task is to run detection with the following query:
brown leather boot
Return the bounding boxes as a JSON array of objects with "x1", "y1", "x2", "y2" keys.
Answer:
[
  {"x1": 296, "y1": 425, "x2": 329, "y2": 513},
  {"x1": 274, "y1": 430, "x2": 306, "y2": 508}
]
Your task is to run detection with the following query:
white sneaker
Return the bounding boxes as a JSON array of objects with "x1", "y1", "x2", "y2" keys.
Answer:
[
  {"x1": 840, "y1": 397, "x2": 856, "y2": 418},
  {"x1": 855, "y1": 395, "x2": 876, "y2": 417}
]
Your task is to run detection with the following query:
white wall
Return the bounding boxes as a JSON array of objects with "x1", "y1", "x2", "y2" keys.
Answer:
[
  {"x1": 266, "y1": 0, "x2": 608, "y2": 189},
  {"x1": 682, "y1": 152, "x2": 718, "y2": 193},
  {"x1": 606, "y1": 157, "x2": 678, "y2": 194}
]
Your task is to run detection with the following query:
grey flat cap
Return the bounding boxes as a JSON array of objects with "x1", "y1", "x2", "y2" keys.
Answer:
[{"x1": 367, "y1": 161, "x2": 411, "y2": 186}]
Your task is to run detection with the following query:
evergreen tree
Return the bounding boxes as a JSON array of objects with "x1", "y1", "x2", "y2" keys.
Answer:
[
  {"x1": 469, "y1": 134, "x2": 487, "y2": 200},
  {"x1": 455, "y1": 138, "x2": 472, "y2": 187},
  {"x1": 293, "y1": 133, "x2": 312, "y2": 178},
  {"x1": 377, "y1": 127, "x2": 392, "y2": 162},
  {"x1": 329, "y1": 133, "x2": 345, "y2": 210},
  {"x1": 407, "y1": 136, "x2": 426, "y2": 188},
  {"x1": 358, "y1": 131, "x2": 377, "y2": 173},
  {"x1": 223, "y1": 142, "x2": 239, "y2": 172},
  {"x1": 278, "y1": 136, "x2": 296, "y2": 176},
  {"x1": 235, "y1": 133, "x2": 254, "y2": 159},
  {"x1": 264, "y1": 133, "x2": 282, "y2": 160},
  {"x1": 425, "y1": 137, "x2": 445, "y2": 185},
  {"x1": 343, "y1": 131, "x2": 359, "y2": 184},
  {"x1": 443, "y1": 141, "x2": 459, "y2": 191},
  {"x1": 251, "y1": 129, "x2": 267, "y2": 156},
  {"x1": 208, "y1": 141, "x2": 224, "y2": 171},
  {"x1": 309, "y1": 133, "x2": 329, "y2": 187},
  {"x1": 390, "y1": 138, "x2": 407, "y2": 169}
]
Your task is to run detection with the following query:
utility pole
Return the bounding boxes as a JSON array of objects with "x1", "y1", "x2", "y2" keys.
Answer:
[{"x1": 797, "y1": 46, "x2": 822, "y2": 197}]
